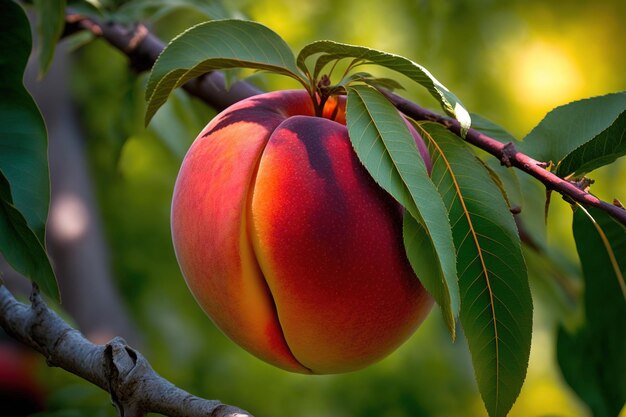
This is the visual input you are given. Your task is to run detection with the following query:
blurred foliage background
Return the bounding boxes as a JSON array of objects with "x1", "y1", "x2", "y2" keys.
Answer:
[{"x1": 26, "y1": 0, "x2": 626, "y2": 416}]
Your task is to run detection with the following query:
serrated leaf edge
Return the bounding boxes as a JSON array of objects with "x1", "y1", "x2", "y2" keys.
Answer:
[
  {"x1": 298, "y1": 40, "x2": 471, "y2": 134},
  {"x1": 346, "y1": 85, "x2": 458, "y2": 336},
  {"x1": 145, "y1": 19, "x2": 309, "y2": 124},
  {"x1": 416, "y1": 122, "x2": 503, "y2": 413},
  {"x1": 522, "y1": 92, "x2": 626, "y2": 163},
  {"x1": 555, "y1": 109, "x2": 626, "y2": 177}
]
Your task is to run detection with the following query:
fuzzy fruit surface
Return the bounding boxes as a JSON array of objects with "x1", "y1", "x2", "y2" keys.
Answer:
[{"x1": 171, "y1": 90, "x2": 433, "y2": 374}]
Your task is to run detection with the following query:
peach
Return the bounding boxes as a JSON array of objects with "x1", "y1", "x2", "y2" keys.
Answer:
[{"x1": 171, "y1": 90, "x2": 433, "y2": 374}]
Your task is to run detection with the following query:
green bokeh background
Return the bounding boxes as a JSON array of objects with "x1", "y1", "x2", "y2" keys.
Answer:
[{"x1": 38, "y1": 1, "x2": 626, "y2": 416}]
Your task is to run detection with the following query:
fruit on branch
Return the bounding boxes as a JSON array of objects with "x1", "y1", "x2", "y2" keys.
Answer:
[{"x1": 171, "y1": 90, "x2": 433, "y2": 374}]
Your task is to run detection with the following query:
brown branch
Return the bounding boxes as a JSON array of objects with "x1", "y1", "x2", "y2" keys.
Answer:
[
  {"x1": 387, "y1": 94, "x2": 626, "y2": 227},
  {"x1": 0, "y1": 284, "x2": 252, "y2": 417},
  {"x1": 64, "y1": 13, "x2": 261, "y2": 110},
  {"x1": 64, "y1": 13, "x2": 626, "y2": 228}
]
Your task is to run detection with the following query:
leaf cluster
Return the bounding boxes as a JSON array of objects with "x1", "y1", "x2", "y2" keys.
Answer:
[
  {"x1": 124, "y1": 19, "x2": 626, "y2": 417},
  {"x1": 2, "y1": 5, "x2": 625, "y2": 417}
]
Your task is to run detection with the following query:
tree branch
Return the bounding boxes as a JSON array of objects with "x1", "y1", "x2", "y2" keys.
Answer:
[
  {"x1": 64, "y1": 13, "x2": 261, "y2": 110},
  {"x1": 5, "y1": 10, "x2": 618, "y2": 417},
  {"x1": 387, "y1": 94, "x2": 626, "y2": 227},
  {"x1": 0, "y1": 284, "x2": 252, "y2": 417},
  {"x1": 64, "y1": 12, "x2": 626, "y2": 227}
]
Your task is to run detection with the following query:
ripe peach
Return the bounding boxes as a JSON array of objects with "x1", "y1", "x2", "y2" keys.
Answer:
[{"x1": 171, "y1": 90, "x2": 433, "y2": 374}]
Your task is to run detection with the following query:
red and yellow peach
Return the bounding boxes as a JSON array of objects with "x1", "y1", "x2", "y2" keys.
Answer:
[{"x1": 171, "y1": 90, "x2": 433, "y2": 374}]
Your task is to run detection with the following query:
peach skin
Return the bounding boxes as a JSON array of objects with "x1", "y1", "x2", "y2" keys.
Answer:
[{"x1": 171, "y1": 90, "x2": 433, "y2": 374}]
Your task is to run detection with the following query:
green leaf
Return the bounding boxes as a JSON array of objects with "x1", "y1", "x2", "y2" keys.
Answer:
[
  {"x1": 114, "y1": 0, "x2": 231, "y2": 24},
  {"x1": 149, "y1": 89, "x2": 206, "y2": 159},
  {"x1": 346, "y1": 85, "x2": 459, "y2": 336},
  {"x1": 298, "y1": 40, "x2": 471, "y2": 135},
  {"x1": 0, "y1": 171, "x2": 58, "y2": 301},
  {"x1": 470, "y1": 113, "x2": 550, "y2": 249},
  {"x1": 0, "y1": 0, "x2": 50, "y2": 243},
  {"x1": 63, "y1": 31, "x2": 96, "y2": 53},
  {"x1": 558, "y1": 206, "x2": 626, "y2": 417},
  {"x1": 145, "y1": 19, "x2": 308, "y2": 124},
  {"x1": 482, "y1": 158, "x2": 523, "y2": 211},
  {"x1": 517, "y1": 173, "x2": 548, "y2": 249},
  {"x1": 360, "y1": 77, "x2": 404, "y2": 92},
  {"x1": 34, "y1": 0, "x2": 66, "y2": 77},
  {"x1": 334, "y1": 72, "x2": 404, "y2": 93},
  {"x1": 556, "y1": 110, "x2": 626, "y2": 177},
  {"x1": 470, "y1": 113, "x2": 519, "y2": 145},
  {"x1": 67, "y1": 0, "x2": 104, "y2": 17},
  {"x1": 520, "y1": 92, "x2": 626, "y2": 175},
  {"x1": 402, "y1": 212, "x2": 457, "y2": 337},
  {"x1": 311, "y1": 53, "x2": 353, "y2": 80},
  {"x1": 417, "y1": 122, "x2": 532, "y2": 417},
  {"x1": 522, "y1": 245, "x2": 578, "y2": 320}
]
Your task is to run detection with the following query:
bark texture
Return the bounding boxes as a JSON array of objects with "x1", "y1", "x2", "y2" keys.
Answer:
[{"x1": 0, "y1": 285, "x2": 252, "y2": 417}]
